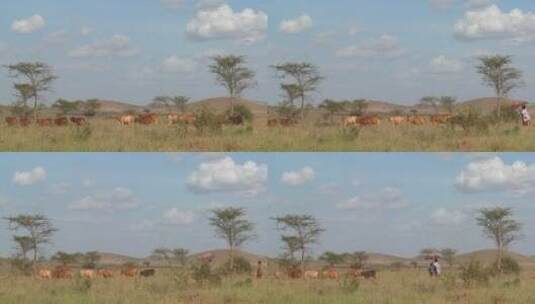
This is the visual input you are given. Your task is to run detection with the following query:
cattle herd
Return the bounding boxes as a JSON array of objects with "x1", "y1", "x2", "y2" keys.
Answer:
[
  {"x1": 35, "y1": 265, "x2": 156, "y2": 280},
  {"x1": 343, "y1": 113, "x2": 453, "y2": 127}
]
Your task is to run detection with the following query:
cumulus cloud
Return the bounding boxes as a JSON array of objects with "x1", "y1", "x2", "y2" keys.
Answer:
[
  {"x1": 455, "y1": 5, "x2": 535, "y2": 42},
  {"x1": 186, "y1": 4, "x2": 268, "y2": 43},
  {"x1": 430, "y1": 55, "x2": 463, "y2": 73},
  {"x1": 68, "y1": 35, "x2": 138, "y2": 58},
  {"x1": 337, "y1": 187, "x2": 407, "y2": 210},
  {"x1": 431, "y1": 208, "x2": 467, "y2": 225},
  {"x1": 456, "y1": 157, "x2": 535, "y2": 195},
  {"x1": 69, "y1": 187, "x2": 139, "y2": 211},
  {"x1": 162, "y1": 208, "x2": 195, "y2": 225},
  {"x1": 11, "y1": 14, "x2": 45, "y2": 34},
  {"x1": 281, "y1": 167, "x2": 315, "y2": 186},
  {"x1": 279, "y1": 14, "x2": 313, "y2": 34},
  {"x1": 13, "y1": 167, "x2": 47, "y2": 186},
  {"x1": 187, "y1": 157, "x2": 268, "y2": 195},
  {"x1": 336, "y1": 35, "x2": 405, "y2": 58},
  {"x1": 161, "y1": 56, "x2": 197, "y2": 73}
]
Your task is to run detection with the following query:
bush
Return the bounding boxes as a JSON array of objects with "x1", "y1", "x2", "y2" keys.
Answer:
[
  {"x1": 225, "y1": 104, "x2": 254, "y2": 123},
  {"x1": 459, "y1": 260, "x2": 490, "y2": 288},
  {"x1": 194, "y1": 107, "x2": 223, "y2": 135},
  {"x1": 221, "y1": 256, "x2": 253, "y2": 275},
  {"x1": 73, "y1": 276, "x2": 92, "y2": 293},
  {"x1": 10, "y1": 258, "x2": 32, "y2": 276},
  {"x1": 340, "y1": 277, "x2": 360, "y2": 294},
  {"x1": 490, "y1": 256, "x2": 521, "y2": 276},
  {"x1": 449, "y1": 109, "x2": 489, "y2": 134},
  {"x1": 72, "y1": 125, "x2": 92, "y2": 142},
  {"x1": 191, "y1": 263, "x2": 221, "y2": 287}
]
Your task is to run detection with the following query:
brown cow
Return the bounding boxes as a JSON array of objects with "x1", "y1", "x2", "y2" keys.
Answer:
[
  {"x1": 279, "y1": 118, "x2": 295, "y2": 127},
  {"x1": 52, "y1": 266, "x2": 73, "y2": 279},
  {"x1": 140, "y1": 269, "x2": 156, "y2": 277},
  {"x1": 408, "y1": 116, "x2": 426, "y2": 125},
  {"x1": 343, "y1": 116, "x2": 359, "y2": 127},
  {"x1": 287, "y1": 267, "x2": 302, "y2": 279},
  {"x1": 70, "y1": 117, "x2": 87, "y2": 126},
  {"x1": 267, "y1": 118, "x2": 279, "y2": 127},
  {"x1": 5, "y1": 117, "x2": 18, "y2": 126},
  {"x1": 430, "y1": 114, "x2": 452, "y2": 125},
  {"x1": 120, "y1": 268, "x2": 138, "y2": 277},
  {"x1": 19, "y1": 117, "x2": 32, "y2": 127},
  {"x1": 37, "y1": 118, "x2": 53, "y2": 127},
  {"x1": 54, "y1": 117, "x2": 69, "y2": 127},
  {"x1": 136, "y1": 113, "x2": 158, "y2": 125},
  {"x1": 323, "y1": 269, "x2": 339, "y2": 280},
  {"x1": 389, "y1": 116, "x2": 406, "y2": 125},
  {"x1": 97, "y1": 269, "x2": 114, "y2": 278},
  {"x1": 118, "y1": 115, "x2": 136, "y2": 126},
  {"x1": 304, "y1": 270, "x2": 319, "y2": 280},
  {"x1": 350, "y1": 269, "x2": 377, "y2": 280},
  {"x1": 358, "y1": 116, "x2": 381, "y2": 126}
]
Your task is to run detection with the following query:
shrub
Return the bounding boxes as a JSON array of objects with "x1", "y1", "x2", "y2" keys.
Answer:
[
  {"x1": 340, "y1": 277, "x2": 360, "y2": 294},
  {"x1": 221, "y1": 256, "x2": 252, "y2": 275},
  {"x1": 194, "y1": 107, "x2": 223, "y2": 135},
  {"x1": 449, "y1": 109, "x2": 489, "y2": 134},
  {"x1": 72, "y1": 125, "x2": 92, "y2": 142},
  {"x1": 225, "y1": 104, "x2": 254, "y2": 123},
  {"x1": 459, "y1": 260, "x2": 490, "y2": 288},
  {"x1": 73, "y1": 276, "x2": 92, "y2": 293},
  {"x1": 10, "y1": 258, "x2": 32, "y2": 276},
  {"x1": 191, "y1": 263, "x2": 221, "y2": 287},
  {"x1": 490, "y1": 256, "x2": 521, "y2": 276}
]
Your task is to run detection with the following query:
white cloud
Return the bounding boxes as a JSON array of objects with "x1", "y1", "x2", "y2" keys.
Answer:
[
  {"x1": 68, "y1": 35, "x2": 138, "y2": 58},
  {"x1": 80, "y1": 26, "x2": 93, "y2": 36},
  {"x1": 430, "y1": 55, "x2": 463, "y2": 74},
  {"x1": 162, "y1": 208, "x2": 195, "y2": 225},
  {"x1": 186, "y1": 4, "x2": 268, "y2": 43},
  {"x1": 161, "y1": 55, "x2": 197, "y2": 73},
  {"x1": 431, "y1": 208, "x2": 467, "y2": 225},
  {"x1": 281, "y1": 166, "x2": 315, "y2": 186},
  {"x1": 69, "y1": 187, "x2": 139, "y2": 211},
  {"x1": 279, "y1": 14, "x2": 313, "y2": 34},
  {"x1": 187, "y1": 157, "x2": 268, "y2": 195},
  {"x1": 13, "y1": 167, "x2": 47, "y2": 186},
  {"x1": 336, "y1": 35, "x2": 405, "y2": 58},
  {"x1": 456, "y1": 157, "x2": 535, "y2": 195},
  {"x1": 455, "y1": 5, "x2": 535, "y2": 42},
  {"x1": 11, "y1": 14, "x2": 45, "y2": 34},
  {"x1": 337, "y1": 187, "x2": 407, "y2": 210}
]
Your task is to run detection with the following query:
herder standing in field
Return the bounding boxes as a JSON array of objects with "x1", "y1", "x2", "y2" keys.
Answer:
[
  {"x1": 521, "y1": 105, "x2": 532, "y2": 127},
  {"x1": 256, "y1": 261, "x2": 264, "y2": 279}
]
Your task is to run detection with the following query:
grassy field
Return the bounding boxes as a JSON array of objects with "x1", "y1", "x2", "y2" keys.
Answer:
[
  {"x1": 0, "y1": 268, "x2": 533, "y2": 304},
  {"x1": 0, "y1": 117, "x2": 534, "y2": 152}
]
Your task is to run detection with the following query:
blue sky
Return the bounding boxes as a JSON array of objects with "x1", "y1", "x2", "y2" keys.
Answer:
[
  {"x1": 1, "y1": 1, "x2": 535, "y2": 105},
  {"x1": 1, "y1": 153, "x2": 535, "y2": 258}
]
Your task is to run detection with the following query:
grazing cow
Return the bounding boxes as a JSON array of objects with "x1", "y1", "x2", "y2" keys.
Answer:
[
  {"x1": 430, "y1": 114, "x2": 451, "y2": 125},
  {"x1": 97, "y1": 269, "x2": 114, "y2": 278},
  {"x1": 279, "y1": 118, "x2": 294, "y2": 127},
  {"x1": 389, "y1": 116, "x2": 406, "y2": 125},
  {"x1": 344, "y1": 116, "x2": 359, "y2": 127},
  {"x1": 120, "y1": 268, "x2": 138, "y2": 277},
  {"x1": 118, "y1": 115, "x2": 136, "y2": 126},
  {"x1": 273, "y1": 271, "x2": 283, "y2": 280},
  {"x1": 139, "y1": 269, "x2": 156, "y2": 278},
  {"x1": 198, "y1": 253, "x2": 215, "y2": 264},
  {"x1": 19, "y1": 117, "x2": 32, "y2": 127},
  {"x1": 350, "y1": 269, "x2": 377, "y2": 280},
  {"x1": 358, "y1": 116, "x2": 381, "y2": 126},
  {"x1": 408, "y1": 116, "x2": 426, "y2": 125},
  {"x1": 323, "y1": 269, "x2": 339, "y2": 280},
  {"x1": 5, "y1": 117, "x2": 18, "y2": 127},
  {"x1": 304, "y1": 270, "x2": 319, "y2": 280},
  {"x1": 168, "y1": 113, "x2": 196, "y2": 126},
  {"x1": 54, "y1": 117, "x2": 69, "y2": 127},
  {"x1": 52, "y1": 266, "x2": 73, "y2": 279},
  {"x1": 37, "y1": 269, "x2": 52, "y2": 280},
  {"x1": 37, "y1": 118, "x2": 53, "y2": 127},
  {"x1": 80, "y1": 269, "x2": 95, "y2": 279},
  {"x1": 70, "y1": 117, "x2": 87, "y2": 126},
  {"x1": 136, "y1": 113, "x2": 158, "y2": 125},
  {"x1": 267, "y1": 118, "x2": 279, "y2": 127},
  {"x1": 287, "y1": 268, "x2": 302, "y2": 279}
]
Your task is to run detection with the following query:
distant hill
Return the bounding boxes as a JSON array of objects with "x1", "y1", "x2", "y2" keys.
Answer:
[
  {"x1": 456, "y1": 249, "x2": 535, "y2": 266},
  {"x1": 186, "y1": 97, "x2": 269, "y2": 116},
  {"x1": 188, "y1": 249, "x2": 271, "y2": 267},
  {"x1": 96, "y1": 100, "x2": 145, "y2": 114},
  {"x1": 97, "y1": 252, "x2": 142, "y2": 265},
  {"x1": 457, "y1": 97, "x2": 530, "y2": 114}
]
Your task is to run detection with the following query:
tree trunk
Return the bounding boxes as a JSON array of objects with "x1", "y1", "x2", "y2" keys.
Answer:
[
  {"x1": 229, "y1": 246, "x2": 235, "y2": 275},
  {"x1": 300, "y1": 96, "x2": 305, "y2": 121},
  {"x1": 230, "y1": 96, "x2": 235, "y2": 117},
  {"x1": 33, "y1": 95, "x2": 38, "y2": 121},
  {"x1": 300, "y1": 249, "x2": 305, "y2": 277}
]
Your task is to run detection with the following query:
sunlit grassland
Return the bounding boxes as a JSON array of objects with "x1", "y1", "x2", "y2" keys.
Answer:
[
  {"x1": 0, "y1": 117, "x2": 534, "y2": 152},
  {"x1": 0, "y1": 268, "x2": 534, "y2": 304}
]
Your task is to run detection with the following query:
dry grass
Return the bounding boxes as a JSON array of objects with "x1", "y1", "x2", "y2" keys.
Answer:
[
  {"x1": 0, "y1": 268, "x2": 533, "y2": 304},
  {"x1": 0, "y1": 115, "x2": 534, "y2": 152}
]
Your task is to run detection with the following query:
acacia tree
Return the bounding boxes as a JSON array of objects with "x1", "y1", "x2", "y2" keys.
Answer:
[
  {"x1": 172, "y1": 248, "x2": 189, "y2": 266},
  {"x1": 4, "y1": 214, "x2": 57, "y2": 264},
  {"x1": 476, "y1": 55, "x2": 523, "y2": 119},
  {"x1": 439, "y1": 96, "x2": 457, "y2": 113},
  {"x1": 209, "y1": 55, "x2": 255, "y2": 116},
  {"x1": 5, "y1": 62, "x2": 58, "y2": 120},
  {"x1": 476, "y1": 207, "x2": 522, "y2": 274},
  {"x1": 51, "y1": 251, "x2": 81, "y2": 266},
  {"x1": 273, "y1": 214, "x2": 324, "y2": 274},
  {"x1": 319, "y1": 99, "x2": 345, "y2": 123},
  {"x1": 319, "y1": 251, "x2": 345, "y2": 267},
  {"x1": 13, "y1": 236, "x2": 33, "y2": 260},
  {"x1": 272, "y1": 62, "x2": 323, "y2": 120},
  {"x1": 440, "y1": 248, "x2": 457, "y2": 267},
  {"x1": 53, "y1": 99, "x2": 80, "y2": 115},
  {"x1": 420, "y1": 96, "x2": 439, "y2": 113},
  {"x1": 208, "y1": 207, "x2": 255, "y2": 273}
]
